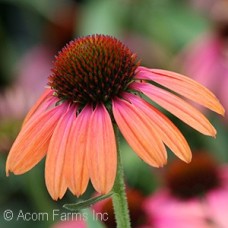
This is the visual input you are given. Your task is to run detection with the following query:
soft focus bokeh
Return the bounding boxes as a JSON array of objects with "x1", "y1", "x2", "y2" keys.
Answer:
[{"x1": 0, "y1": 0, "x2": 227, "y2": 227}]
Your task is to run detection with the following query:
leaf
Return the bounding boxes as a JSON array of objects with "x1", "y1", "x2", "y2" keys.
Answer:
[{"x1": 63, "y1": 192, "x2": 113, "y2": 212}]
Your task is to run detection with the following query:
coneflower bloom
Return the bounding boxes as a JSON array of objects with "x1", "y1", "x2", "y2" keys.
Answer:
[
  {"x1": 144, "y1": 152, "x2": 228, "y2": 228},
  {"x1": 6, "y1": 34, "x2": 224, "y2": 200}
]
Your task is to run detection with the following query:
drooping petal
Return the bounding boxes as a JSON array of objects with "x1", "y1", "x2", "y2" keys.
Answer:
[
  {"x1": 65, "y1": 105, "x2": 90, "y2": 197},
  {"x1": 45, "y1": 105, "x2": 76, "y2": 200},
  {"x1": 23, "y1": 88, "x2": 54, "y2": 125},
  {"x1": 6, "y1": 103, "x2": 66, "y2": 175},
  {"x1": 131, "y1": 82, "x2": 217, "y2": 137},
  {"x1": 112, "y1": 97, "x2": 167, "y2": 167},
  {"x1": 135, "y1": 66, "x2": 225, "y2": 115},
  {"x1": 87, "y1": 104, "x2": 117, "y2": 194},
  {"x1": 123, "y1": 92, "x2": 192, "y2": 163},
  {"x1": 23, "y1": 96, "x2": 59, "y2": 129}
]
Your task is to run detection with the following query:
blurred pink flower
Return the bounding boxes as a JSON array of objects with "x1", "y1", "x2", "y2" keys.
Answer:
[
  {"x1": 0, "y1": 45, "x2": 51, "y2": 121},
  {"x1": 52, "y1": 220, "x2": 86, "y2": 228},
  {"x1": 181, "y1": 34, "x2": 228, "y2": 121},
  {"x1": 144, "y1": 152, "x2": 228, "y2": 228},
  {"x1": 180, "y1": 0, "x2": 228, "y2": 122},
  {"x1": 145, "y1": 190, "x2": 210, "y2": 228}
]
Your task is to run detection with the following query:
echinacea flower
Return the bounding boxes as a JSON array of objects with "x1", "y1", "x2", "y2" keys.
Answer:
[
  {"x1": 6, "y1": 34, "x2": 224, "y2": 200},
  {"x1": 144, "y1": 152, "x2": 228, "y2": 228}
]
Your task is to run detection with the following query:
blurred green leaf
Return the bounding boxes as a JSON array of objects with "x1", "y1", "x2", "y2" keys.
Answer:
[{"x1": 78, "y1": 0, "x2": 124, "y2": 37}]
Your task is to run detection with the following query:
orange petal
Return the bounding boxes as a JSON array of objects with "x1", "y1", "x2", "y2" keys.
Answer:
[
  {"x1": 136, "y1": 67, "x2": 225, "y2": 115},
  {"x1": 113, "y1": 98, "x2": 167, "y2": 167},
  {"x1": 6, "y1": 103, "x2": 66, "y2": 175},
  {"x1": 22, "y1": 89, "x2": 54, "y2": 126},
  {"x1": 87, "y1": 104, "x2": 117, "y2": 194},
  {"x1": 45, "y1": 105, "x2": 75, "y2": 200},
  {"x1": 65, "y1": 106, "x2": 90, "y2": 197},
  {"x1": 131, "y1": 82, "x2": 217, "y2": 137},
  {"x1": 123, "y1": 93, "x2": 192, "y2": 163}
]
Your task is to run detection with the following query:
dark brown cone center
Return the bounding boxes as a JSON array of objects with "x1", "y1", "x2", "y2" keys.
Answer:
[
  {"x1": 48, "y1": 34, "x2": 139, "y2": 106},
  {"x1": 165, "y1": 152, "x2": 220, "y2": 199}
]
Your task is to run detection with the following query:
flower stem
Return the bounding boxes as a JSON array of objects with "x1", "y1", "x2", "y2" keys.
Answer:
[{"x1": 112, "y1": 125, "x2": 131, "y2": 228}]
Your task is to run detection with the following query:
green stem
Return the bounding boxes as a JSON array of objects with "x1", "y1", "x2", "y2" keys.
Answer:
[{"x1": 112, "y1": 126, "x2": 131, "y2": 228}]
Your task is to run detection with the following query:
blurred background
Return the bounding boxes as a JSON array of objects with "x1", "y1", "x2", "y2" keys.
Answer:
[{"x1": 0, "y1": 0, "x2": 228, "y2": 227}]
